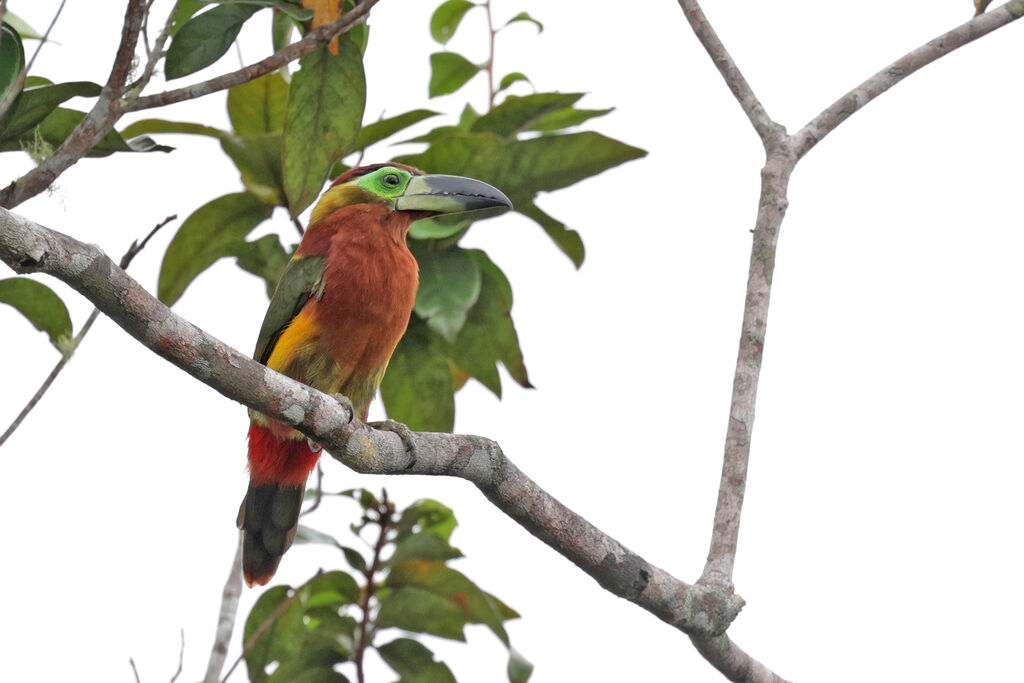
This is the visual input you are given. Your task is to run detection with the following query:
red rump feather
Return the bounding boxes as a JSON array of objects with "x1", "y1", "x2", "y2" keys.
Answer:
[{"x1": 247, "y1": 423, "x2": 320, "y2": 488}]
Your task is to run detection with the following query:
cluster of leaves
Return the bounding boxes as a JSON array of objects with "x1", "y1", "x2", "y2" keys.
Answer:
[
  {"x1": 133, "y1": 0, "x2": 645, "y2": 432},
  {"x1": 246, "y1": 489, "x2": 530, "y2": 683}
]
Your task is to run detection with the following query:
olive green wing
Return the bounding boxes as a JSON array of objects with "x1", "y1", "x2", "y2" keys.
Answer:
[{"x1": 253, "y1": 254, "x2": 327, "y2": 365}]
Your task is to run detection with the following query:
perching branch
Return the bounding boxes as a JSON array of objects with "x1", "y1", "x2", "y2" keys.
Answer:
[
  {"x1": 203, "y1": 538, "x2": 243, "y2": 683},
  {"x1": 0, "y1": 206, "x2": 761, "y2": 671},
  {"x1": 0, "y1": 213, "x2": 174, "y2": 449}
]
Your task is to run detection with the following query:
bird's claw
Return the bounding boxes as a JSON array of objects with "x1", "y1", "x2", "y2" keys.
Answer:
[
  {"x1": 367, "y1": 419, "x2": 418, "y2": 469},
  {"x1": 330, "y1": 393, "x2": 355, "y2": 423}
]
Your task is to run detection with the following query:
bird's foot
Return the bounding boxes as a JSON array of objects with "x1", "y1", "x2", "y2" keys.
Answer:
[{"x1": 367, "y1": 419, "x2": 418, "y2": 469}]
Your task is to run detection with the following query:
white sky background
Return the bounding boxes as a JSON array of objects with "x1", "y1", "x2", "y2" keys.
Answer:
[{"x1": 2, "y1": 1, "x2": 1023, "y2": 681}]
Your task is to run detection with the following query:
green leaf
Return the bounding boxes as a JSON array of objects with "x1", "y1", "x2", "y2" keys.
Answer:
[
  {"x1": 119, "y1": 117, "x2": 227, "y2": 140},
  {"x1": 428, "y1": 52, "x2": 479, "y2": 98},
  {"x1": 503, "y1": 11, "x2": 543, "y2": 32},
  {"x1": 408, "y1": 215, "x2": 471, "y2": 241},
  {"x1": 378, "y1": 638, "x2": 457, "y2": 683},
  {"x1": 232, "y1": 233, "x2": 291, "y2": 297},
  {"x1": 380, "y1": 318, "x2": 454, "y2": 432},
  {"x1": 395, "y1": 499, "x2": 458, "y2": 542},
  {"x1": 376, "y1": 587, "x2": 468, "y2": 641},
  {"x1": 340, "y1": 545, "x2": 367, "y2": 573},
  {"x1": 158, "y1": 192, "x2": 273, "y2": 305},
  {"x1": 221, "y1": 132, "x2": 286, "y2": 205},
  {"x1": 271, "y1": 8, "x2": 296, "y2": 53},
  {"x1": 429, "y1": 0, "x2": 475, "y2": 45},
  {"x1": 353, "y1": 109, "x2": 439, "y2": 151},
  {"x1": 412, "y1": 244, "x2": 482, "y2": 342},
  {"x1": 201, "y1": 0, "x2": 313, "y2": 20},
  {"x1": 0, "y1": 108, "x2": 173, "y2": 156},
  {"x1": 307, "y1": 570, "x2": 360, "y2": 606},
  {"x1": 228, "y1": 71, "x2": 289, "y2": 135},
  {"x1": 282, "y1": 38, "x2": 366, "y2": 216},
  {"x1": 528, "y1": 106, "x2": 613, "y2": 133},
  {"x1": 471, "y1": 93, "x2": 582, "y2": 138},
  {"x1": 497, "y1": 72, "x2": 530, "y2": 92},
  {"x1": 169, "y1": 0, "x2": 206, "y2": 36},
  {"x1": 294, "y1": 524, "x2": 342, "y2": 548},
  {"x1": 507, "y1": 648, "x2": 533, "y2": 683},
  {"x1": 389, "y1": 533, "x2": 462, "y2": 565},
  {"x1": 517, "y1": 201, "x2": 584, "y2": 268},
  {"x1": 165, "y1": 5, "x2": 261, "y2": 79},
  {"x1": 0, "y1": 81, "x2": 101, "y2": 142},
  {"x1": 0, "y1": 277, "x2": 74, "y2": 356},
  {"x1": 441, "y1": 250, "x2": 530, "y2": 396},
  {"x1": 0, "y1": 23, "x2": 27, "y2": 128},
  {"x1": 4, "y1": 12, "x2": 44, "y2": 40}
]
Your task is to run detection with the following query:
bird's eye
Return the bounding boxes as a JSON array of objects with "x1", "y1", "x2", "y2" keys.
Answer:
[{"x1": 382, "y1": 173, "x2": 401, "y2": 187}]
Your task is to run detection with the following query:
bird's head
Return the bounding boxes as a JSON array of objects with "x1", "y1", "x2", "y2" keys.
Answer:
[{"x1": 309, "y1": 163, "x2": 513, "y2": 227}]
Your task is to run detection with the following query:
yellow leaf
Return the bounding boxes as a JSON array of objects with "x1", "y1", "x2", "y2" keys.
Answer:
[{"x1": 302, "y1": 0, "x2": 342, "y2": 55}]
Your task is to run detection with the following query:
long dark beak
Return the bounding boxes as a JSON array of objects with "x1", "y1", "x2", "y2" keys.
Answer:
[{"x1": 395, "y1": 174, "x2": 513, "y2": 214}]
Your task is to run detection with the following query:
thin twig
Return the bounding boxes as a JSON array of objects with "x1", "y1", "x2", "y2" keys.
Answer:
[
  {"x1": 483, "y1": 0, "x2": 496, "y2": 111},
  {"x1": 170, "y1": 629, "x2": 185, "y2": 683},
  {"x1": 203, "y1": 537, "x2": 243, "y2": 683},
  {"x1": 353, "y1": 492, "x2": 393, "y2": 683},
  {"x1": 676, "y1": 0, "x2": 779, "y2": 144},
  {"x1": 22, "y1": 0, "x2": 68, "y2": 78},
  {"x1": 792, "y1": 0, "x2": 1024, "y2": 160},
  {"x1": 219, "y1": 570, "x2": 324, "y2": 683},
  {"x1": 129, "y1": 658, "x2": 141, "y2": 683},
  {"x1": 299, "y1": 463, "x2": 324, "y2": 517},
  {"x1": 122, "y1": 0, "x2": 381, "y2": 113},
  {"x1": 0, "y1": 214, "x2": 175, "y2": 449},
  {"x1": 123, "y1": 0, "x2": 178, "y2": 96},
  {"x1": 290, "y1": 216, "x2": 305, "y2": 237}
]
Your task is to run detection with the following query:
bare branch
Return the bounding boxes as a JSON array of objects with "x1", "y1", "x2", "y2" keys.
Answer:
[
  {"x1": 675, "y1": 0, "x2": 779, "y2": 144},
  {"x1": 0, "y1": 206, "x2": 775, "y2": 679},
  {"x1": 793, "y1": 1, "x2": 1024, "y2": 159},
  {"x1": 170, "y1": 629, "x2": 185, "y2": 683},
  {"x1": 203, "y1": 538, "x2": 243, "y2": 683},
  {"x1": 0, "y1": 214, "x2": 174, "y2": 449},
  {"x1": 0, "y1": 0, "x2": 147, "y2": 210},
  {"x1": 121, "y1": 0, "x2": 381, "y2": 113}
]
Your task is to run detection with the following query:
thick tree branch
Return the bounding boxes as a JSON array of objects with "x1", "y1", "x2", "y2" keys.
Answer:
[
  {"x1": 121, "y1": 0, "x2": 380, "y2": 113},
  {"x1": 0, "y1": 0, "x2": 146, "y2": 209},
  {"x1": 0, "y1": 206, "x2": 776, "y2": 678},
  {"x1": 676, "y1": 0, "x2": 780, "y2": 144},
  {"x1": 793, "y1": 1, "x2": 1024, "y2": 159}
]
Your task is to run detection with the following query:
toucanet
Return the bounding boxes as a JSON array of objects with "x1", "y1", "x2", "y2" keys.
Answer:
[{"x1": 238, "y1": 163, "x2": 512, "y2": 586}]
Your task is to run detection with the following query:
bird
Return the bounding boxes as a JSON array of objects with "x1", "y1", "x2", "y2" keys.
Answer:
[{"x1": 237, "y1": 162, "x2": 512, "y2": 586}]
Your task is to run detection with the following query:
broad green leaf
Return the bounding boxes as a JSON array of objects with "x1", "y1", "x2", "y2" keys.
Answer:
[
  {"x1": 429, "y1": 0, "x2": 475, "y2": 45},
  {"x1": 342, "y1": 0, "x2": 370, "y2": 54},
  {"x1": 353, "y1": 109, "x2": 438, "y2": 151},
  {"x1": 0, "y1": 108, "x2": 173, "y2": 156},
  {"x1": 378, "y1": 638, "x2": 457, "y2": 683},
  {"x1": 471, "y1": 93, "x2": 582, "y2": 138},
  {"x1": 221, "y1": 132, "x2": 286, "y2": 205},
  {"x1": 201, "y1": 0, "x2": 313, "y2": 20},
  {"x1": 412, "y1": 244, "x2": 482, "y2": 342},
  {"x1": 169, "y1": 0, "x2": 206, "y2": 36},
  {"x1": 503, "y1": 11, "x2": 542, "y2": 32},
  {"x1": 428, "y1": 52, "x2": 479, "y2": 98},
  {"x1": 497, "y1": 72, "x2": 530, "y2": 92},
  {"x1": 440, "y1": 250, "x2": 530, "y2": 396},
  {"x1": 380, "y1": 318, "x2": 454, "y2": 432},
  {"x1": 306, "y1": 570, "x2": 360, "y2": 606},
  {"x1": 0, "y1": 81, "x2": 101, "y2": 142},
  {"x1": 517, "y1": 201, "x2": 584, "y2": 268},
  {"x1": 401, "y1": 104, "x2": 479, "y2": 144},
  {"x1": 165, "y1": 5, "x2": 261, "y2": 79},
  {"x1": 282, "y1": 38, "x2": 366, "y2": 216},
  {"x1": 294, "y1": 524, "x2": 342, "y2": 548},
  {"x1": 4, "y1": 12, "x2": 43, "y2": 39},
  {"x1": 232, "y1": 233, "x2": 291, "y2": 296},
  {"x1": 0, "y1": 277, "x2": 74, "y2": 355},
  {"x1": 528, "y1": 106, "x2": 614, "y2": 133},
  {"x1": 340, "y1": 545, "x2": 367, "y2": 573},
  {"x1": 395, "y1": 498, "x2": 458, "y2": 542},
  {"x1": 158, "y1": 192, "x2": 273, "y2": 305},
  {"x1": 119, "y1": 118, "x2": 226, "y2": 140},
  {"x1": 272, "y1": 8, "x2": 296, "y2": 53},
  {"x1": 375, "y1": 587, "x2": 468, "y2": 641},
  {"x1": 228, "y1": 71, "x2": 289, "y2": 135},
  {"x1": 408, "y1": 215, "x2": 471, "y2": 241},
  {"x1": 389, "y1": 533, "x2": 462, "y2": 565},
  {"x1": 507, "y1": 648, "x2": 533, "y2": 683},
  {"x1": 0, "y1": 23, "x2": 26, "y2": 128}
]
